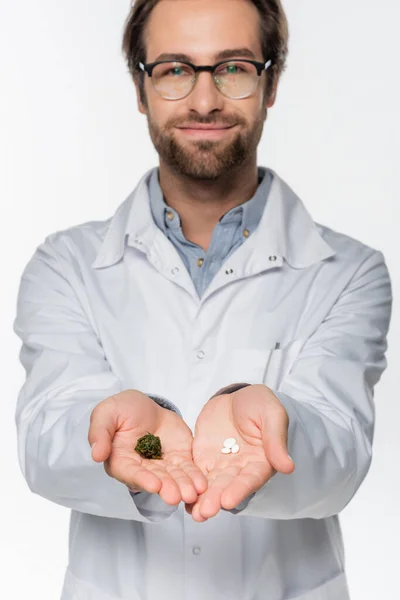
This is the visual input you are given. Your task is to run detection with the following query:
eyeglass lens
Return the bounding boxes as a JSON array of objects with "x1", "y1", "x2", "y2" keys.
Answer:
[{"x1": 151, "y1": 61, "x2": 259, "y2": 99}]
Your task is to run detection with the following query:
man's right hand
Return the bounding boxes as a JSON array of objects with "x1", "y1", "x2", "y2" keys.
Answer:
[{"x1": 88, "y1": 389, "x2": 208, "y2": 506}]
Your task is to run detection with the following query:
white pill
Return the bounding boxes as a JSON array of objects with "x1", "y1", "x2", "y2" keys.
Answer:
[
  {"x1": 231, "y1": 444, "x2": 240, "y2": 454},
  {"x1": 223, "y1": 437, "x2": 237, "y2": 449},
  {"x1": 221, "y1": 447, "x2": 232, "y2": 454}
]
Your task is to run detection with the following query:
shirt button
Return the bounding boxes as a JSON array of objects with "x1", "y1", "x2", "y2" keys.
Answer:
[
  {"x1": 243, "y1": 228, "x2": 250, "y2": 238},
  {"x1": 192, "y1": 546, "x2": 201, "y2": 555},
  {"x1": 197, "y1": 350, "x2": 205, "y2": 359},
  {"x1": 166, "y1": 211, "x2": 174, "y2": 221},
  {"x1": 197, "y1": 258, "x2": 204, "y2": 267}
]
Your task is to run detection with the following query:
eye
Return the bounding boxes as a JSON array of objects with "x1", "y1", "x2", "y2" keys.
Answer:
[
  {"x1": 217, "y1": 63, "x2": 246, "y2": 75},
  {"x1": 165, "y1": 65, "x2": 192, "y2": 77}
]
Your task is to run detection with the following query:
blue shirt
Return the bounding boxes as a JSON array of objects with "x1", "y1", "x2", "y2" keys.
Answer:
[{"x1": 148, "y1": 167, "x2": 272, "y2": 298}]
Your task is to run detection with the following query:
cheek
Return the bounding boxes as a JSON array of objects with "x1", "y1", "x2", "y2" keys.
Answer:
[
  {"x1": 252, "y1": 98, "x2": 268, "y2": 124},
  {"x1": 146, "y1": 103, "x2": 180, "y2": 135},
  {"x1": 229, "y1": 95, "x2": 265, "y2": 125},
  {"x1": 148, "y1": 97, "x2": 190, "y2": 130}
]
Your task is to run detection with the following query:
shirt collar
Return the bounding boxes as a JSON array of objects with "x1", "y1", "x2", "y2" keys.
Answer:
[
  {"x1": 92, "y1": 167, "x2": 336, "y2": 269},
  {"x1": 148, "y1": 166, "x2": 272, "y2": 238}
]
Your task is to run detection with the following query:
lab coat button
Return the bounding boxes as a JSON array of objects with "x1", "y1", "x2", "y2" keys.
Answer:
[
  {"x1": 225, "y1": 268, "x2": 234, "y2": 275},
  {"x1": 171, "y1": 267, "x2": 180, "y2": 275},
  {"x1": 269, "y1": 255, "x2": 277, "y2": 262},
  {"x1": 192, "y1": 546, "x2": 201, "y2": 555},
  {"x1": 197, "y1": 350, "x2": 205, "y2": 359}
]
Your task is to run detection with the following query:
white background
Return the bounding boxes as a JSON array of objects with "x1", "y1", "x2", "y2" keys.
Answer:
[{"x1": 1, "y1": 0, "x2": 399, "y2": 598}]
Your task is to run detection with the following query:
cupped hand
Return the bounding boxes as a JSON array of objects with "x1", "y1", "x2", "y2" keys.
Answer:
[
  {"x1": 89, "y1": 389, "x2": 208, "y2": 506},
  {"x1": 186, "y1": 384, "x2": 295, "y2": 522}
]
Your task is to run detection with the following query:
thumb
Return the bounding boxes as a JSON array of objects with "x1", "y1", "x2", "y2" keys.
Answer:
[
  {"x1": 260, "y1": 407, "x2": 295, "y2": 474},
  {"x1": 88, "y1": 399, "x2": 118, "y2": 463}
]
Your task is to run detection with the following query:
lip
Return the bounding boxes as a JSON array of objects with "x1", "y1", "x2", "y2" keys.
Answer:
[{"x1": 177, "y1": 125, "x2": 236, "y2": 139}]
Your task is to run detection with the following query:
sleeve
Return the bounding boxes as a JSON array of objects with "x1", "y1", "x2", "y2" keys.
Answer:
[
  {"x1": 13, "y1": 235, "x2": 180, "y2": 523},
  {"x1": 229, "y1": 249, "x2": 392, "y2": 519}
]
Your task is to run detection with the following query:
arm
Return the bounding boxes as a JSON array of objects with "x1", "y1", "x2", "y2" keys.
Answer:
[
  {"x1": 228, "y1": 250, "x2": 392, "y2": 519},
  {"x1": 14, "y1": 234, "x2": 180, "y2": 522}
]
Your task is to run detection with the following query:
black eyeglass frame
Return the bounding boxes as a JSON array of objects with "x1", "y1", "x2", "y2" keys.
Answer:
[{"x1": 138, "y1": 58, "x2": 272, "y2": 78}]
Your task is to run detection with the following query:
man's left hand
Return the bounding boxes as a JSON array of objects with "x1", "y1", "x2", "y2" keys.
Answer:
[{"x1": 185, "y1": 384, "x2": 295, "y2": 522}]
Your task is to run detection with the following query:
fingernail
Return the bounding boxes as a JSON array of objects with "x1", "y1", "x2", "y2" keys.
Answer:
[
  {"x1": 288, "y1": 455, "x2": 293, "y2": 461},
  {"x1": 91, "y1": 442, "x2": 97, "y2": 452}
]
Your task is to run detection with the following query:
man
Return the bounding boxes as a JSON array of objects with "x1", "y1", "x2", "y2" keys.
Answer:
[{"x1": 13, "y1": 1, "x2": 392, "y2": 599}]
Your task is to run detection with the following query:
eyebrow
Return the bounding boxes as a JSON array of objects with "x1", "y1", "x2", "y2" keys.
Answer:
[{"x1": 152, "y1": 48, "x2": 257, "y2": 63}]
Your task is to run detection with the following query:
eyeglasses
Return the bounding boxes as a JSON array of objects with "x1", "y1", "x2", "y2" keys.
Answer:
[{"x1": 138, "y1": 59, "x2": 272, "y2": 100}]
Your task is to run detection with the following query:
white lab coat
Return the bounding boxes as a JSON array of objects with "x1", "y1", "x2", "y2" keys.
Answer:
[{"x1": 14, "y1": 168, "x2": 392, "y2": 600}]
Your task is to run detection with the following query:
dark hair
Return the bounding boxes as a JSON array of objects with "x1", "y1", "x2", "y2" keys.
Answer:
[{"x1": 122, "y1": 0, "x2": 289, "y2": 105}]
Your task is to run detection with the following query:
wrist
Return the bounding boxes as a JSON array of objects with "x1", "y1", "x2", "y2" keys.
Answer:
[
  {"x1": 210, "y1": 383, "x2": 251, "y2": 399},
  {"x1": 146, "y1": 394, "x2": 183, "y2": 418}
]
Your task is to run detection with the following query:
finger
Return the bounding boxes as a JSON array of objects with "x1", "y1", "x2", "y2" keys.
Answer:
[
  {"x1": 130, "y1": 468, "x2": 181, "y2": 505},
  {"x1": 89, "y1": 398, "x2": 118, "y2": 462},
  {"x1": 191, "y1": 502, "x2": 208, "y2": 523},
  {"x1": 184, "y1": 501, "x2": 209, "y2": 522},
  {"x1": 149, "y1": 464, "x2": 183, "y2": 505},
  {"x1": 180, "y1": 460, "x2": 208, "y2": 496},
  {"x1": 260, "y1": 405, "x2": 295, "y2": 474},
  {"x1": 105, "y1": 460, "x2": 162, "y2": 494},
  {"x1": 220, "y1": 461, "x2": 272, "y2": 510},
  {"x1": 197, "y1": 466, "x2": 240, "y2": 519},
  {"x1": 164, "y1": 461, "x2": 199, "y2": 504},
  {"x1": 158, "y1": 478, "x2": 183, "y2": 506}
]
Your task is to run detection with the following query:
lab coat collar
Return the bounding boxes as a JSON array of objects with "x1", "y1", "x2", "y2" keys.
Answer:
[{"x1": 92, "y1": 167, "x2": 336, "y2": 270}]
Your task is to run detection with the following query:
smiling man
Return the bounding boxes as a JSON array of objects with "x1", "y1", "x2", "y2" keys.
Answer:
[
  {"x1": 14, "y1": 1, "x2": 392, "y2": 600},
  {"x1": 125, "y1": 0, "x2": 282, "y2": 251}
]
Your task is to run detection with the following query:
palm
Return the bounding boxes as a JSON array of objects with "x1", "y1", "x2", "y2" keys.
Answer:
[
  {"x1": 189, "y1": 390, "x2": 276, "y2": 521},
  {"x1": 104, "y1": 402, "x2": 207, "y2": 505}
]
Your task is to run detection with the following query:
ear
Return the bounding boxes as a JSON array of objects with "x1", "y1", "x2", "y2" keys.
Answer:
[{"x1": 133, "y1": 76, "x2": 148, "y2": 115}]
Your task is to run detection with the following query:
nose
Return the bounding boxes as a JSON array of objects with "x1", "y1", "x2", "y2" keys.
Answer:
[{"x1": 185, "y1": 71, "x2": 225, "y2": 115}]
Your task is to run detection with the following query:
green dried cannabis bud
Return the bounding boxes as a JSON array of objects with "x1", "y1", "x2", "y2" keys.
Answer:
[{"x1": 135, "y1": 432, "x2": 163, "y2": 459}]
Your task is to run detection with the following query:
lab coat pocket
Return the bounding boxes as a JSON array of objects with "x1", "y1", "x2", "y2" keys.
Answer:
[
  {"x1": 221, "y1": 347, "x2": 274, "y2": 386},
  {"x1": 261, "y1": 338, "x2": 306, "y2": 391},
  {"x1": 215, "y1": 339, "x2": 305, "y2": 394}
]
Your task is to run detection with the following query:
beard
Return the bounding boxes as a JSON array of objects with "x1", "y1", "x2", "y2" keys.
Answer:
[{"x1": 145, "y1": 108, "x2": 266, "y2": 181}]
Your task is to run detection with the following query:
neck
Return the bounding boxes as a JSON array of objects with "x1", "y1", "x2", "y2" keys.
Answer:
[{"x1": 158, "y1": 158, "x2": 259, "y2": 251}]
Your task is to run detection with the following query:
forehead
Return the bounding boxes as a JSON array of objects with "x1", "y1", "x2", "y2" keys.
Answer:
[{"x1": 144, "y1": 0, "x2": 263, "y2": 62}]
